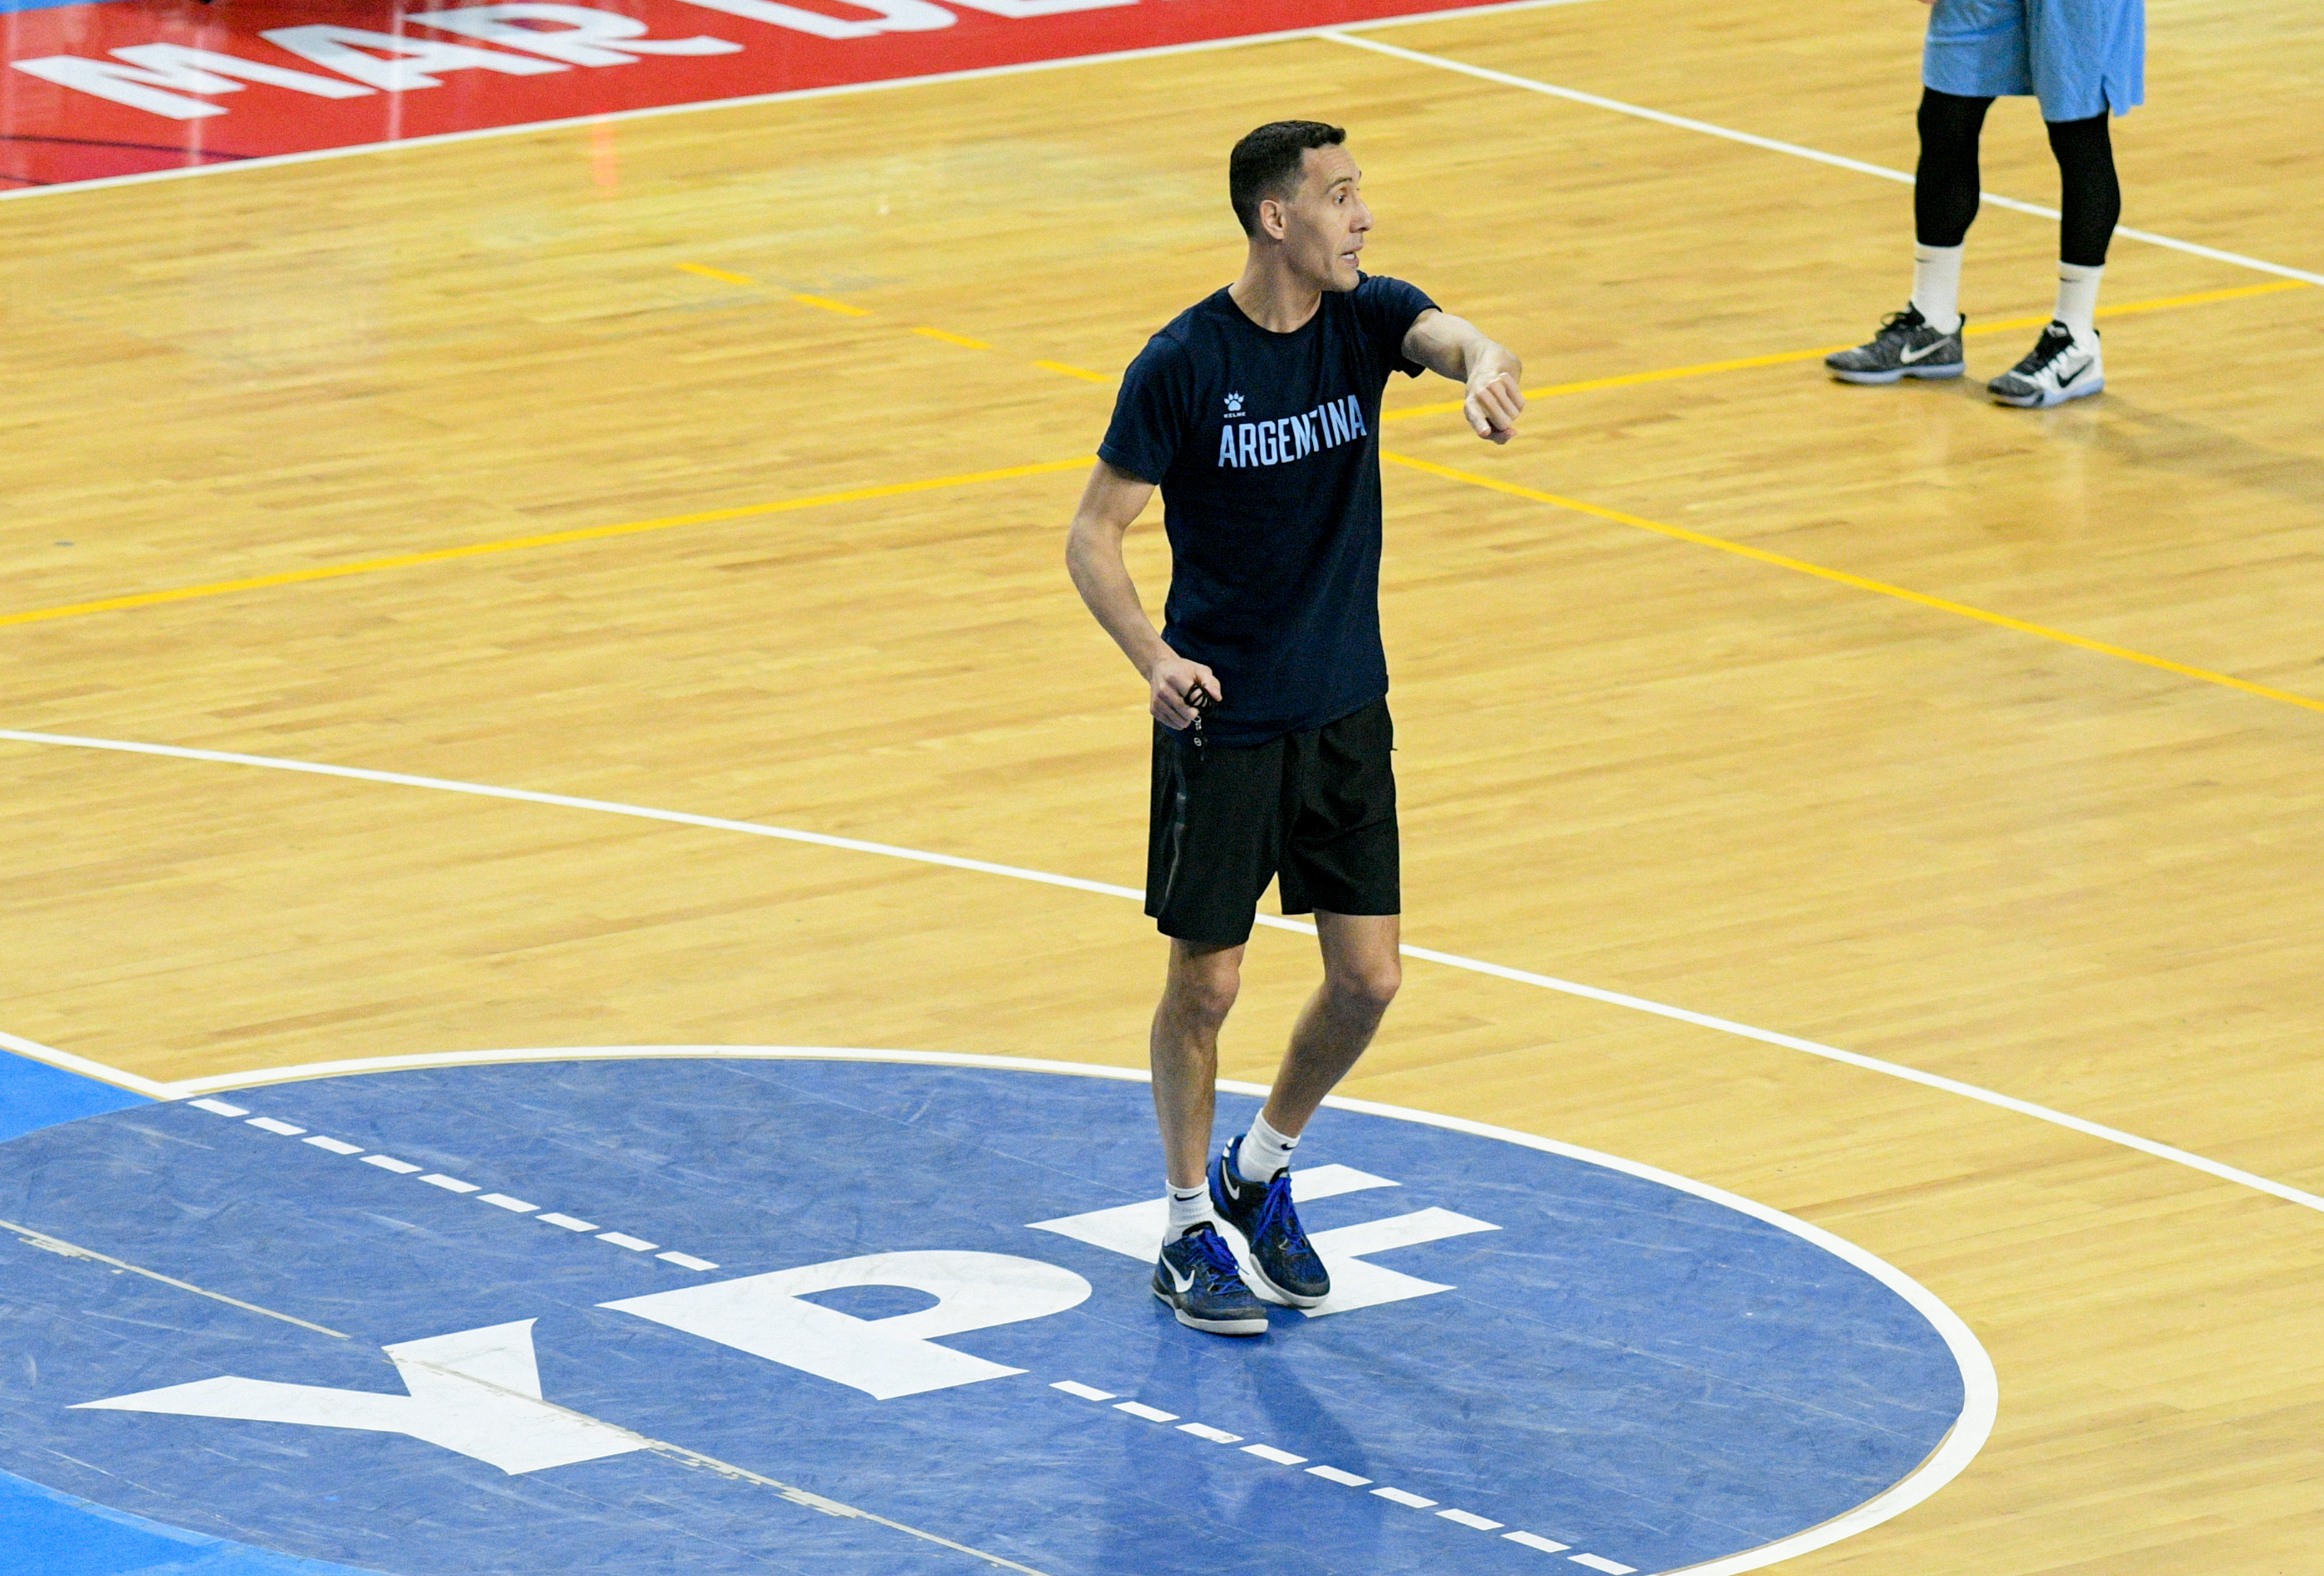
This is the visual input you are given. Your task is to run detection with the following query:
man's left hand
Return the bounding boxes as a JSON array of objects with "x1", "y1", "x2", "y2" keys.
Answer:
[{"x1": 1464, "y1": 370, "x2": 1525, "y2": 444}]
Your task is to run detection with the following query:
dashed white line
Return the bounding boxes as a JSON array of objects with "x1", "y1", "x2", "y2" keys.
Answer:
[
  {"x1": 1439, "y1": 1509, "x2": 1504, "y2": 1530},
  {"x1": 178, "y1": 1097, "x2": 721, "y2": 1271},
  {"x1": 1114, "y1": 1402, "x2": 1179, "y2": 1423},
  {"x1": 1061, "y1": 1377, "x2": 1644, "y2": 1570},
  {"x1": 1373, "y1": 1486, "x2": 1438, "y2": 1508}
]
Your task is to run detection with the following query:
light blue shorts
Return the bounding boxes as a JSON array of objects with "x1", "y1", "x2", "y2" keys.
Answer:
[{"x1": 1923, "y1": 0, "x2": 2145, "y2": 120}]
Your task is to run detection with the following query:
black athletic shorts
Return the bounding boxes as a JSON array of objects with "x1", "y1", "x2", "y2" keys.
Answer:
[{"x1": 1145, "y1": 698, "x2": 1400, "y2": 947}]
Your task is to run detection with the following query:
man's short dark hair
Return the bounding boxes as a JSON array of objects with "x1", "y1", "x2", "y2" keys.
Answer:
[{"x1": 1229, "y1": 120, "x2": 1346, "y2": 237}]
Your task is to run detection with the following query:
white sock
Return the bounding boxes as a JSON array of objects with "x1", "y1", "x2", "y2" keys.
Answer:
[
  {"x1": 1235, "y1": 1112, "x2": 1298, "y2": 1184},
  {"x1": 1164, "y1": 1184, "x2": 1213, "y2": 1242},
  {"x1": 2055, "y1": 262, "x2": 2103, "y2": 346},
  {"x1": 1910, "y1": 242, "x2": 1965, "y2": 335}
]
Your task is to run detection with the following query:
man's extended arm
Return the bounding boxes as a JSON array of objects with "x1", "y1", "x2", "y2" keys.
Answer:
[
  {"x1": 1065, "y1": 460, "x2": 1220, "y2": 730},
  {"x1": 1403, "y1": 309, "x2": 1526, "y2": 444}
]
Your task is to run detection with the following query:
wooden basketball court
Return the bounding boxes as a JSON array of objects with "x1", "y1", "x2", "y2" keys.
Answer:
[{"x1": 4, "y1": 0, "x2": 2321, "y2": 1569}]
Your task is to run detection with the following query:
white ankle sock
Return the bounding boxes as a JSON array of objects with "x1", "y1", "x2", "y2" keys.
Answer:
[
  {"x1": 2055, "y1": 261, "x2": 2103, "y2": 346},
  {"x1": 1236, "y1": 1112, "x2": 1298, "y2": 1184},
  {"x1": 1164, "y1": 1184, "x2": 1212, "y2": 1242},
  {"x1": 1910, "y1": 243, "x2": 1965, "y2": 334}
]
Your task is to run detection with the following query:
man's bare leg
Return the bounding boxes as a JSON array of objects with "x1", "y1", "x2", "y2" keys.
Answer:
[
  {"x1": 1202, "y1": 910, "x2": 1399, "y2": 1309},
  {"x1": 1147, "y1": 935, "x2": 1270, "y2": 1334},
  {"x1": 1150, "y1": 938, "x2": 1245, "y2": 1189},
  {"x1": 1260, "y1": 911, "x2": 1402, "y2": 1140}
]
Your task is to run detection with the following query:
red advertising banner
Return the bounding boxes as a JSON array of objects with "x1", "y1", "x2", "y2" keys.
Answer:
[{"x1": 2, "y1": 0, "x2": 1497, "y2": 193}]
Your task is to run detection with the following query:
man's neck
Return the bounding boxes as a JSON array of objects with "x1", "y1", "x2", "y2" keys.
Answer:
[{"x1": 1228, "y1": 247, "x2": 1325, "y2": 334}]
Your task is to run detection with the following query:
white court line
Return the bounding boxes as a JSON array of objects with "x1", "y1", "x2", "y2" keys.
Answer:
[
  {"x1": 0, "y1": 0, "x2": 1607, "y2": 206},
  {"x1": 179, "y1": 1076, "x2": 727, "y2": 1268},
  {"x1": 4, "y1": 726, "x2": 2322, "y2": 1222},
  {"x1": 1321, "y1": 31, "x2": 2324, "y2": 289},
  {"x1": 0, "y1": 1026, "x2": 174, "y2": 1099},
  {"x1": 1076, "y1": 1368, "x2": 1610, "y2": 1556},
  {"x1": 1113, "y1": 1401, "x2": 1179, "y2": 1422}
]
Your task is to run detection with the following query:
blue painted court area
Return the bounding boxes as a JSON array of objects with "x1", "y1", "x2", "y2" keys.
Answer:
[
  {"x1": 0, "y1": 1053, "x2": 1970, "y2": 1576},
  {"x1": 0, "y1": 1048, "x2": 148, "y2": 1142},
  {"x1": 0, "y1": 1048, "x2": 382, "y2": 1574}
]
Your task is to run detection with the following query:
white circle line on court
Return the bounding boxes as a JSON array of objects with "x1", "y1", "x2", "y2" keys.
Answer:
[
  {"x1": 141, "y1": 1042, "x2": 2001, "y2": 1576},
  {"x1": 5, "y1": 725, "x2": 2322, "y2": 1221}
]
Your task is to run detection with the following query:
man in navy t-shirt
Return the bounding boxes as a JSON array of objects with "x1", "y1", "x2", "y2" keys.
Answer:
[{"x1": 1065, "y1": 120, "x2": 1525, "y2": 1337}]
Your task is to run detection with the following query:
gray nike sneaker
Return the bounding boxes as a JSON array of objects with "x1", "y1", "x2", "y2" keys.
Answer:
[
  {"x1": 1987, "y1": 321, "x2": 2103, "y2": 407},
  {"x1": 1825, "y1": 305, "x2": 1966, "y2": 384}
]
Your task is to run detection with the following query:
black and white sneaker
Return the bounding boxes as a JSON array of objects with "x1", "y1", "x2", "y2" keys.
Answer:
[
  {"x1": 1987, "y1": 321, "x2": 2102, "y2": 407},
  {"x1": 1825, "y1": 305, "x2": 1966, "y2": 384}
]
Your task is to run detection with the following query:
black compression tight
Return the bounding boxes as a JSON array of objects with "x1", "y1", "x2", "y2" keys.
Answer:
[
  {"x1": 1914, "y1": 88, "x2": 1992, "y2": 248},
  {"x1": 2044, "y1": 113, "x2": 2121, "y2": 266},
  {"x1": 1913, "y1": 86, "x2": 2122, "y2": 266}
]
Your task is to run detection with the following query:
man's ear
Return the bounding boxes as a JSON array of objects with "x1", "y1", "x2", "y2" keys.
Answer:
[{"x1": 1257, "y1": 195, "x2": 1290, "y2": 242}]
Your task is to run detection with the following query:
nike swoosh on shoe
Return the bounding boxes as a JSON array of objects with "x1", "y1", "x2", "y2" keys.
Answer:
[{"x1": 1898, "y1": 340, "x2": 1952, "y2": 364}]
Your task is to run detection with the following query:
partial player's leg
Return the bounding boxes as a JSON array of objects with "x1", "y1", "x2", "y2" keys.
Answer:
[
  {"x1": 1990, "y1": 0, "x2": 2139, "y2": 405},
  {"x1": 1148, "y1": 939, "x2": 1271, "y2": 1334},
  {"x1": 1267, "y1": 912, "x2": 1404, "y2": 1134},
  {"x1": 1210, "y1": 700, "x2": 1403, "y2": 1307},
  {"x1": 1988, "y1": 113, "x2": 2119, "y2": 407},
  {"x1": 1209, "y1": 912, "x2": 1401, "y2": 1307},
  {"x1": 1143, "y1": 721, "x2": 1278, "y2": 1335},
  {"x1": 1828, "y1": 87, "x2": 1989, "y2": 384},
  {"x1": 1151, "y1": 938, "x2": 1242, "y2": 1195}
]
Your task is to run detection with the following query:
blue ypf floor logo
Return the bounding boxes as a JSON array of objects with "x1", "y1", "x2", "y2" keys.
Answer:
[{"x1": 0, "y1": 1052, "x2": 1993, "y2": 1576}]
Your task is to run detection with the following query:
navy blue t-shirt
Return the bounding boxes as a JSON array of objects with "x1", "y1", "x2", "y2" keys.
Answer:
[{"x1": 1097, "y1": 274, "x2": 1437, "y2": 746}]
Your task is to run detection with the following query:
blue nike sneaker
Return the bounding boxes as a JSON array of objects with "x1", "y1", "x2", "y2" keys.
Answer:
[
  {"x1": 1209, "y1": 1138, "x2": 1330, "y2": 1307},
  {"x1": 1153, "y1": 1222, "x2": 1268, "y2": 1335}
]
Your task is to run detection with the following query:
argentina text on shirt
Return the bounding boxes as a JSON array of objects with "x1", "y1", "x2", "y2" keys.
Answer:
[{"x1": 1216, "y1": 393, "x2": 1370, "y2": 470}]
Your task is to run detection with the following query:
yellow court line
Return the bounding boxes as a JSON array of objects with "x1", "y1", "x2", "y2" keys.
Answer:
[
  {"x1": 674, "y1": 262, "x2": 753, "y2": 286},
  {"x1": 1381, "y1": 279, "x2": 2312, "y2": 421},
  {"x1": 674, "y1": 262, "x2": 872, "y2": 317},
  {"x1": 1034, "y1": 360, "x2": 1113, "y2": 383},
  {"x1": 1, "y1": 459, "x2": 1096, "y2": 630},
  {"x1": 1379, "y1": 449, "x2": 2324, "y2": 716},
  {"x1": 789, "y1": 292, "x2": 872, "y2": 318},
  {"x1": 915, "y1": 326, "x2": 992, "y2": 349},
  {"x1": 676, "y1": 265, "x2": 1111, "y2": 383}
]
